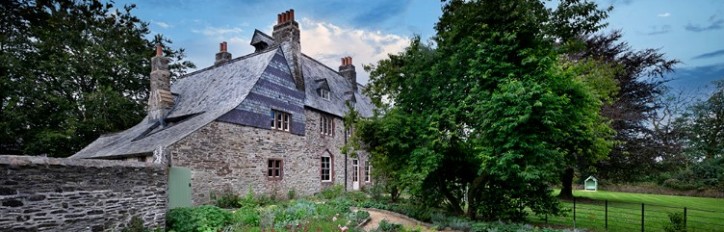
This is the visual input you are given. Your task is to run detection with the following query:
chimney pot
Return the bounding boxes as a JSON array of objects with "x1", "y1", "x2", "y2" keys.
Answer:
[
  {"x1": 155, "y1": 44, "x2": 163, "y2": 57},
  {"x1": 290, "y1": 9, "x2": 294, "y2": 21},
  {"x1": 277, "y1": 14, "x2": 282, "y2": 24}
]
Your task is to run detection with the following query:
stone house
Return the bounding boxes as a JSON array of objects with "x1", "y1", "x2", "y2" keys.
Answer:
[{"x1": 70, "y1": 9, "x2": 375, "y2": 205}]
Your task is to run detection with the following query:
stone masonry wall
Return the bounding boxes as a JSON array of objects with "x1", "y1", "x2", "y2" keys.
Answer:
[
  {"x1": 0, "y1": 155, "x2": 167, "y2": 232},
  {"x1": 168, "y1": 108, "x2": 370, "y2": 205}
]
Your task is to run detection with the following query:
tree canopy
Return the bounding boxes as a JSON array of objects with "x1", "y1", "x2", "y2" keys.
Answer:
[
  {"x1": 0, "y1": 0, "x2": 193, "y2": 157},
  {"x1": 355, "y1": 0, "x2": 615, "y2": 221}
]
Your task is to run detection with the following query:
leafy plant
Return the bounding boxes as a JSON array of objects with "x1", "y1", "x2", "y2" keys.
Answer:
[
  {"x1": 320, "y1": 184, "x2": 345, "y2": 199},
  {"x1": 374, "y1": 220, "x2": 403, "y2": 232},
  {"x1": 122, "y1": 215, "x2": 148, "y2": 232},
  {"x1": 287, "y1": 188, "x2": 297, "y2": 200},
  {"x1": 231, "y1": 207, "x2": 260, "y2": 226},
  {"x1": 664, "y1": 212, "x2": 687, "y2": 232},
  {"x1": 212, "y1": 189, "x2": 242, "y2": 208},
  {"x1": 166, "y1": 205, "x2": 232, "y2": 232}
]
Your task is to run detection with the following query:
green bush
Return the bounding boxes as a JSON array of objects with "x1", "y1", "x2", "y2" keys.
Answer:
[
  {"x1": 121, "y1": 215, "x2": 148, "y2": 232},
  {"x1": 211, "y1": 190, "x2": 242, "y2": 208},
  {"x1": 166, "y1": 205, "x2": 232, "y2": 232},
  {"x1": 374, "y1": 220, "x2": 403, "y2": 232},
  {"x1": 320, "y1": 184, "x2": 344, "y2": 199},
  {"x1": 231, "y1": 207, "x2": 260, "y2": 226},
  {"x1": 287, "y1": 188, "x2": 297, "y2": 200},
  {"x1": 664, "y1": 212, "x2": 687, "y2": 232}
]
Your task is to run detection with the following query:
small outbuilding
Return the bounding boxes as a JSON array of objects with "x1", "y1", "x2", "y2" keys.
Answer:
[{"x1": 584, "y1": 176, "x2": 598, "y2": 191}]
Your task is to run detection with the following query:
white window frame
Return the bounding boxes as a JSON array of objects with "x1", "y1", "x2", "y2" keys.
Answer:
[
  {"x1": 320, "y1": 114, "x2": 334, "y2": 136},
  {"x1": 364, "y1": 161, "x2": 371, "y2": 182},
  {"x1": 320, "y1": 88, "x2": 331, "y2": 100},
  {"x1": 321, "y1": 155, "x2": 332, "y2": 182},
  {"x1": 271, "y1": 110, "x2": 291, "y2": 132}
]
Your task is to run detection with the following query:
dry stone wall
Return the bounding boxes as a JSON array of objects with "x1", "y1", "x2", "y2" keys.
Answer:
[{"x1": 0, "y1": 155, "x2": 167, "y2": 232}]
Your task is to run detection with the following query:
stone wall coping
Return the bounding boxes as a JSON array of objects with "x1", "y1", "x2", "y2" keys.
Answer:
[{"x1": 0, "y1": 155, "x2": 166, "y2": 170}]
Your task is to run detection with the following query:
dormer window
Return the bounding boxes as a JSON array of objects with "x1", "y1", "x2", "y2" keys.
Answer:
[{"x1": 320, "y1": 88, "x2": 330, "y2": 100}]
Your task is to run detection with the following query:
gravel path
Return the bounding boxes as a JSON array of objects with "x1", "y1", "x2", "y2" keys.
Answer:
[{"x1": 359, "y1": 209, "x2": 435, "y2": 232}]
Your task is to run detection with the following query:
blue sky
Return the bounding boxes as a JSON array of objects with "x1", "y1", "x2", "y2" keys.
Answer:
[{"x1": 117, "y1": 0, "x2": 724, "y2": 94}]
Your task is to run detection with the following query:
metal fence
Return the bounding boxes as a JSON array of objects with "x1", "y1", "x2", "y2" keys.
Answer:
[{"x1": 528, "y1": 197, "x2": 724, "y2": 231}]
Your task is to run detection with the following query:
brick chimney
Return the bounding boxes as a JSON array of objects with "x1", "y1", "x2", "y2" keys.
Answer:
[
  {"x1": 215, "y1": 41, "x2": 232, "y2": 65},
  {"x1": 148, "y1": 44, "x2": 174, "y2": 122},
  {"x1": 273, "y1": 9, "x2": 304, "y2": 91},
  {"x1": 339, "y1": 56, "x2": 357, "y2": 92}
]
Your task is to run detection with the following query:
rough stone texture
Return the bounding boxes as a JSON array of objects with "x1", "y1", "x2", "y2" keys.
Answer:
[
  {"x1": 0, "y1": 155, "x2": 167, "y2": 231},
  {"x1": 168, "y1": 108, "x2": 370, "y2": 205}
]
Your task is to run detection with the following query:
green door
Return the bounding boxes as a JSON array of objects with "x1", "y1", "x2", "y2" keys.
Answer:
[{"x1": 168, "y1": 166, "x2": 192, "y2": 208}]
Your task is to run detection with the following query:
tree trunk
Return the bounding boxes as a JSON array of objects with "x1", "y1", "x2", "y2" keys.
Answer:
[{"x1": 559, "y1": 167, "x2": 574, "y2": 199}]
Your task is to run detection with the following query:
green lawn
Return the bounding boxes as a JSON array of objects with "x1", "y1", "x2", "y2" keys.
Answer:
[{"x1": 528, "y1": 190, "x2": 724, "y2": 232}]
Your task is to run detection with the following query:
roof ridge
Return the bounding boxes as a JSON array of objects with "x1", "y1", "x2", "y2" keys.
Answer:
[{"x1": 178, "y1": 45, "x2": 280, "y2": 79}]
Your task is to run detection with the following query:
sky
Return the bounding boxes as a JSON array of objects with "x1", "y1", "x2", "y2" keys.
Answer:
[{"x1": 116, "y1": 0, "x2": 724, "y2": 95}]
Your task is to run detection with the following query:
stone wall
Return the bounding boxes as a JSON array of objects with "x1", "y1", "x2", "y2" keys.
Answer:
[
  {"x1": 169, "y1": 108, "x2": 370, "y2": 205},
  {"x1": 0, "y1": 155, "x2": 167, "y2": 231}
]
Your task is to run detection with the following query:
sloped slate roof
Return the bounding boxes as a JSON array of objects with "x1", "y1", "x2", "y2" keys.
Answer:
[
  {"x1": 70, "y1": 48, "x2": 278, "y2": 159},
  {"x1": 301, "y1": 54, "x2": 375, "y2": 118}
]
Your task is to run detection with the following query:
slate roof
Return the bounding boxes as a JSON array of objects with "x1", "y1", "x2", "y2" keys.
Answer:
[
  {"x1": 72, "y1": 32, "x2": 376, "y2": 159},
  {"x1": 302, "y1": 54, "x2": 375, "y2": 118},
  {"x1": 71, "y1": 48, "x2": 278, "y2": 159}
]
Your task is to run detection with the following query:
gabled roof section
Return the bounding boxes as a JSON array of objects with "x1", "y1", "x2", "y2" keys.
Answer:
[
  {"x1": 251, "y1": 30, "x2": 275, "y2": 50},
  {"x1": 301, "y1": 54, "x2": 374, "y2": 118},
  {"x1": 71, "y1": 47, "x2": 279, "y2": 159}
]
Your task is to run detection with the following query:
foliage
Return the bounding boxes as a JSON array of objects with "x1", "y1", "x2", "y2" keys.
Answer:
[
  {"x1": 166, "y1": 206, "x2": 231, "y2": 232},
  {"x1": 358, "y1": 0, "x2": 615, "y2": 221},
  {"x1": 122, "y1": 215, "x2": 149, "y2": 232},
  {"x1": 0, "y1": 0, "x2": 194, "y2": 157},
  {"x1": 319, "y1": 184, "x2": 345, "y2": 199},
  {"x1": 664, "y1": 212, "x2": 687, "y2": 232},
  {"x1": 374, "y1": 220, "x2": 404, "y2": 232},
  {"x1": 584, "y1": 31, "x2": 679, "y2": 182},
  {"x1": 287, "y1": 188, "x2": 297, "y2": 200},
  {"x1": 231, "y1": 207, "x2": 260, "y2": 227},
  {"x1": 211, "y1": 189, "x2": 242, "y2": 209}
]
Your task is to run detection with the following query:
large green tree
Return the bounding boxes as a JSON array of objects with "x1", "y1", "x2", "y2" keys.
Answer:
[
  {"x1": 0, "y1": 0, "x2": 193, "y2": 157},
  {"x1": 358, "y1": 0, "x2": 613, "y2": 221}
]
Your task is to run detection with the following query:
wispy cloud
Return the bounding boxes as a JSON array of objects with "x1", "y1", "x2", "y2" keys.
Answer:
[
  {"x1": 645, "y1": 25, "x2": 672, "y2": 35},
  {"x1": 299, "y1": 18, "x2": 410, "y2": 84},
  {"x1": 154, "y1": 21, "x2": 171, "y2": 29},
  {"x1": 192, "y1": 26, "x2": 243, "y2": 37},
  {"x1": 609, "y1": 0, "x2": 633, "y2": 6},
  {"x1": 685, "y1": 15, "x2": 724, "y2": 32},
  {"x1": 657, "y1": 12, "x2": 670, "y2": 17},
  {"x1": 692, "y1": 49, "x2": 724, "y2": 60}
]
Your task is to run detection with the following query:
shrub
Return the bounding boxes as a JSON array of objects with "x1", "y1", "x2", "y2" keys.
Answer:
[
  {"x1": 166, "y1": 205, "x2": 232, "y2": 232},
  {"x1": 121, "y1": 215, "x2": 147, "y2": 232},
  {"x1": 374, "y1": 220, "x2": 403, "y2": 232},
  {"x1": 664, "y1": 212, "x2": 687, "y2": 232},
  {"x1": 231, "y1": 207, "x2": 260, "y2": 226},
  {"x1": 212, "y1": 190, "x2": 242, "y2": 208},
  {"x1": 343, "y1": 190, "x2": 369, "y2": 202},
  {"x1": 320, "y1": 184, "x2": 344, "y2": 199},
  {"x1": 287, "y1": 188, "x2": 297, "y2": 200},
  {"x1": 348, "y1": 210, "x2": 370, "y2": 225}
]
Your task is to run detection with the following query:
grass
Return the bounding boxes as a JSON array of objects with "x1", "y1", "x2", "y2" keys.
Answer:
[{"x1": 529, "y1": 190, "x2": 724, "y2": 232}]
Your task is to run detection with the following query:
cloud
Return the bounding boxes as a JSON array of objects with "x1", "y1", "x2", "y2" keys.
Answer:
[
  {"x1": 154, "y1": 21, "x2": 171, "y2": 29},
  {"x1": 657, "y1": 12, "x2": 670, "y2": 17},
  {"x1": 692, "y1": 49, "x2": 724, "y2": 60},
  {"x1": 608, "y1": 0, "x2": 633, "y2": 6},
  {"x1": 645, "y1": 25, "x2": 671, "y2": 35},
  {"x1": 192, "y1": 26, "x2": 244, "y2": 37},
  {"x1": 299, "y1": 18, "x2": 410, "y2": 84},
  {"x1": 685, "y1": 15, "x2": 724, "y2": 32}
]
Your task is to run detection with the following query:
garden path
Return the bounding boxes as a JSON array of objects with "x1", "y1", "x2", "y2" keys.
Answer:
[{"x1": 359, "y1": 208, "x2": 435, "y2": 232}]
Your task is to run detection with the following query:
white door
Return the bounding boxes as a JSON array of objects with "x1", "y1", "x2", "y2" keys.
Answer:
[{"x1": 352, "y1": 159, "x2": 359, "y2": 190}]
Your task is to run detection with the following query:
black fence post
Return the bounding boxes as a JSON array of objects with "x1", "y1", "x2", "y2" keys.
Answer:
[
  {"x1": 641, "y1": 203, "x2": 645, "y2": 232},
  {"x1": 684, "y1": 207, "x2": 687, "y2": 228},
  {"x1": 573, "y1": 197, "x2": 576, "y2": 222},
  {"x1": 605, "y1": 200, "x2": 608, "y2": 230}
]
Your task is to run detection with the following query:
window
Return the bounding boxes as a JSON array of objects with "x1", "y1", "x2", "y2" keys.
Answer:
[
  {"x1": 267, "y1": 159, "x2": 283, "y2": 179},
  {"x1": 320, "y1": 88, "x2": 330, "y2": 100},
  {"x1": 320, "y1": 114, "x2": 334, "y2": 136},
  {"x1": 364, "y1": 161, "x2": 371, "y2": 182},
  {"x1": 352, "y1": 159, "x2": 359, "y2": 182},
  {"x1": 271, "y1": 110, "x2": 291, "y2": 131},
  {"x1": 321, "y1": 156, "x2": 332, "y2": 182}
]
